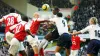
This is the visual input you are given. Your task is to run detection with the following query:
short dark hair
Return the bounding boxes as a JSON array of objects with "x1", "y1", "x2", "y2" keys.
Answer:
[
  {"x1": 22, "y1": 16, "x2": 29, "y2": 22},
  {"x1": 53, "y1": 7, "x2": 59, "y2": 11},
  {"x1": 10, "y1": 8, "x2": 15, "y2": 13},
  {"x1": 57, "y1": 12, "x2": 63, "y2": 17}
]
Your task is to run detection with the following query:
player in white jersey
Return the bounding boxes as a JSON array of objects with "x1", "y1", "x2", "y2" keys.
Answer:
[
  {"x1": 38, "y1": 7, "x2": 60, "y2": 55},
  {"x1": 72, "y1": 17, "x2": 100, "y2": 56},
  {"x1": 49, "y1": 13, "x2": 72, "y2": 56},
  {"x1": 0, "y1": 9, "x2": 26, "y2": 56}
]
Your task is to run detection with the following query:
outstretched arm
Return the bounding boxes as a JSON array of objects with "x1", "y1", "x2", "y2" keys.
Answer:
[
  {"x1": 9, "y1": 24, "x2": 18, "y2": 33},
  {"x1": 72, "y1": 25, "x2": 91, "y2": 35},
  {"x1": 0, "y1": 18, "x2": 4, "y2": 26},
  {"x1": 0, "y1": 18, "x2": 4, "y2": 22},
  {"x1": 72, "y1": 31, "x2": 82, "y2": 35}
]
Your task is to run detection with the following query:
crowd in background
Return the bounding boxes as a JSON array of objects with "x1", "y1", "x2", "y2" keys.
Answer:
[
  {"x1": 29, "y1": 0, "x2": 73, "y2": 8},
  {"x1": 72, "y1": 0, "x2": 100, "y2": 30}
]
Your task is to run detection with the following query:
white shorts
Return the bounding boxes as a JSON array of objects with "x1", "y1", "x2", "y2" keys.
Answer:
[
  {"x1": 70, "y1": 50, "x2": 78, "y2": 56},
  {"x1": 18, "y1": 42, "x2": 25, "y2": 51},
  {"x1": 8, "y1": 38, "x2": 20, "y2": 56},
  {"x1": 5, "y1": 31, "x2": 14, "y2": 45},
  {"x1": 27, "y1": 35, "x2": 39, "y2": 47},
  {"x1": 6, "y1": 32, "x2": 25, "y2": 51}
]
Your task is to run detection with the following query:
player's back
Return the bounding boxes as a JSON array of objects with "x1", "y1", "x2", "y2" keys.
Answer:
[
  {"x1": 13, "y1": 21, "x2": 27, "y2": 41},
  {"x1": 3, "y1": 13, "x2": 21, "y2": 33},
  {"x1": 54, "y1": 17, "x2": 69, "y2": 35},
  {"x1": 89, "y1": 24, "x2": 100, "y2": 40}
]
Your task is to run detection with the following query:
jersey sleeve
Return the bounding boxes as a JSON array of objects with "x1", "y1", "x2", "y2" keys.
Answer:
[
  {"x1": 49, "y1": 18, "x2": 56, "y2": 22},
  {"x1": 0, "y1": 17, "x2": 4, "y2": 22},
  {"x1": 80, "y1": 37, "x2": 86, "y2": 42},
  {"x1": 25, "y1": 23, "x2": 30, "y2": 30},
  {"x1": 37, "y1": 17, "x2": 49, "y2": 21},
  {"x1": 17, "y1": 14, "x2": 22, "y2": 22},
  {"x1": 80, "y1": 25, "x2": 91, "y2": 33},
  {"x1": 10, "y1": 24, "x2": 18, "y2": 30}
]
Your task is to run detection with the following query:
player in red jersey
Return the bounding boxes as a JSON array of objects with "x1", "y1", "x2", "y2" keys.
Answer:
[
  {"x1": 9, "y1": 16, "x2": 33, "y2": 56},
  {"x1": 26, "y1": 12, "x2": 48, "y2": 56},
  {"x1": 70, "y1": 30, "x2": 86, "y2": 56},
  {"x1": 0, "y1": 9, "x2": 26, "y2": 56},
  {"x1": 0, "y1": 8, "x2": 22, "y2": 44}
]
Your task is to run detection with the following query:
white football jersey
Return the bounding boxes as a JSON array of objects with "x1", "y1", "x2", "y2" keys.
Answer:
[
  {"x1": 80, "y1": 24, "x2": 100, "y2": 40},
  {"x1": 50, "y1": 17, "x2": 69, "y2": 35}
]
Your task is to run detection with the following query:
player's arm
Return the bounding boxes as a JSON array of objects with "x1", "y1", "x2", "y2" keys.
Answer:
[
  {"x1": 26, "y1": 29, "x2": 35, "y2": 38},
  {"x1": 17, "y1": 14, "x2": 22, "y2": 22},
  {"x1": 37, "y1": 17, "x2": 50, "y2": 23},
  {"x1": 80, "y1": 38, "x2": 86, "y2": 42},
  {"x1": 0, "y1": 19, "x2": 3, "y2": 26},
  {"x1": 72, "y1": 26, "x2": 90, "y2": 35},
  {"x1": 0, "y1": 17, "x2": 4, "y2": 24},
  {"x1": 9, "y1": 24, "x2": 18, "y2": 33},
  {"x1": 25, "y1": 23, "x2": 35, "y2": 38}
]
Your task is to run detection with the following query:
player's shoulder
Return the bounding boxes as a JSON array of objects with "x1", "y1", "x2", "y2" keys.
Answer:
[
  {"x1": 3, "y1": 13, "x2": 10, "y2": 18},
  {"x1": 20, "y1": 21, "x2": 27, "y2": 25},
  {"x1": 3, "y1": 13, "x2": 19, "y2": 17},
  {"x1": 86, "y1": 25, "x2": 94, "y2": 28},
  {"x1": 76, "y1": 36, "x2": 80, "y2": 38},
  {"x1": 11, "y1": 13, "x2": 20, "y2": 16},
  {"x1": 88, "y1": 25, "x2": 98, "y2": 29}
]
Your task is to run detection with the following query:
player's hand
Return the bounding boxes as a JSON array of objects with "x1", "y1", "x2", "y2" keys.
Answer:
[{"x1": 70, "y1": 32, "x2": 75, "y2": 35}]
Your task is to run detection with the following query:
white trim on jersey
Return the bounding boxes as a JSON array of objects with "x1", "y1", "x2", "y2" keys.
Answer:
[{"x1": 80, "y1": 24, "x2": 100, "y2": 40}]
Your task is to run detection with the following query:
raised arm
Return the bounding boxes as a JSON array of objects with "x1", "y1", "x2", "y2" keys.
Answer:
[{"x1": 0, "y1": 18, "x2": 4, "y2": 23}]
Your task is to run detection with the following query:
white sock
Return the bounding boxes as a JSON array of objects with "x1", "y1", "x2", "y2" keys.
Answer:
[
  {"x1": 38, "y1": 39, "x2": 48, "y2": 51},
  {"x1": 55, "y1": 52, "x2": 61, "y2": 56}
]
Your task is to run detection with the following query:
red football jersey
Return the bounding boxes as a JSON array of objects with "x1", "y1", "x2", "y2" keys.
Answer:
[
  {"x1": 71, "y1": 35, "x2": 81, "y2": 50},
  {"x1": 3, "y1": 13, "x2": 21, "y2": 33},
  {"x1": 13, "y1": 21, "x2": 27, "y2": 41},
  {"x1": 4, "y1": 16, "x2": 18, "y2": 33},
  {"x1": 30, "y1": 19, "x2": 40, "y2": 35}
]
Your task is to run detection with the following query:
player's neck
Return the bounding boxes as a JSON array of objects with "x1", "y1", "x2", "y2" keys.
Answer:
[{"x1": 73, "y1": 35, "x2": 76, "y2": 37}]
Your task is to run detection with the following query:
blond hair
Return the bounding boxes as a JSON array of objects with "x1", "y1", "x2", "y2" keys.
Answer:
[
  {"x1": 33, "y1": 12, "x2": 40, "y2": 18},
  {"x1": 90, "y1": 17, "x2": 98, "y2": 24}
]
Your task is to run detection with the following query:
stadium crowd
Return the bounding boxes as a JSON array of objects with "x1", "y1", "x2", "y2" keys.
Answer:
[
  {"x1": 29, "y1": 0, "x2": 73, "y2": 8},
  {"x1": 72, "y1": 0, "x2": 100, "y2": 30}
]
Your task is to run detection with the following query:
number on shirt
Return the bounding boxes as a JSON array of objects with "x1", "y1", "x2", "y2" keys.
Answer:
[
  {"x1": 72, "y1": 41, "x2": 76, "y2": 45},
  {"x1": 62, "y1": 20, "x2": 65, "y2": 27},
  {"x1": 7, "y1": 16, "x2": 14, "y2": 26},
  {"x1": 15, "y1": 24, "x2": 21, "y2": 33},
  {"x1": 95, "y1": 30, "x2": 100, "y2": 37}
]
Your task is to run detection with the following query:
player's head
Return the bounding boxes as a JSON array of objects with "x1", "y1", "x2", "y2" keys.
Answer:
[
  {"x1": 22, "y1": 16, "x2": 29, "y2": 22},
  {"x1": 73, "y1": 30, "x2": 77, "y2": 36},
  {"x1": 57, "y1": 12, "x2": 63, "y2": 17},
  {"x1": 89, "y1": 17, "x2": 98, "y2": 25},
  {"x1": 10, "y1": 8, "x2": 16, "y2": 13},
  {"x1": 52, "y1": 7, "x2": 59, "y2": 15},
  {"x1": 73, "y1": 30, "x2": 77, "y2": 33},
  {"x1": 33, "y1": 12, "x2": 40, "y2": 19}
]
